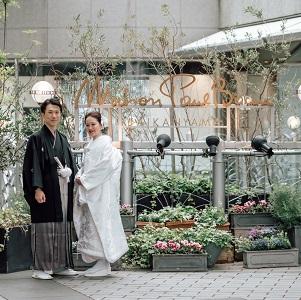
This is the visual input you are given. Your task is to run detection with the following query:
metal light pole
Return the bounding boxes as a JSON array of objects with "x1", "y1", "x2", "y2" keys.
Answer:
[
  {"x1": 212, "y1": 143, "x2": 225, "y2": 210},
  {"x1": 120, "y1": 140, "x2": 134, "y2": 207}
]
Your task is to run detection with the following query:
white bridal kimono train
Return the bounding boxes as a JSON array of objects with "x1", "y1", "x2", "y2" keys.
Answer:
[{"x1": 73, "y1": 135, "x2": 128, "y2": 264}]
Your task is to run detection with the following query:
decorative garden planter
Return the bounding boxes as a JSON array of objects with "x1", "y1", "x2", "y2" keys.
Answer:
[
  {"x1": 231, "y1": 213, "x2": 278, "y2": 262},
  {"x1": 165, "y1": 220, "x2": 195, "y2": 229},
  {"x1": 136, "y1": 221, "x2": 165, "y2": 229},
  {"x1": 204, "y1": 243, "x2": 222, "y2": 268},
  {"x1": 216, "y1": 222, "x2": 230, "y2": 231},
  {"x1": 152, "y1": 254, "x2": 207, "y2": 272},
  {"x1": 121, "y1": 215, "x2": 136, "y2": 231},
  {"x1": 0, "y1": 226, "x2": 32, "y2": 273},
  {"x1": 230, "y1": 213, "x2": 277, "y2": 229},
  {"x1": 287, "y1": 225, "x2": 301, "y2": 264},
  {"x1": 73, "y1": 253, "x2": 95, "y2": 270},
  {"x1": 243, "y1": 248, "x2": 299, "y2": 269},
  {"x1": 216, "y1": 247, "x2": 234, "y2": 264}
]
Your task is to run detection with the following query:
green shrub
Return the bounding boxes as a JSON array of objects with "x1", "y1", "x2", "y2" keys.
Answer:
[{"x1": 269, "y1": 184, "x2": 301, "y2": 228}]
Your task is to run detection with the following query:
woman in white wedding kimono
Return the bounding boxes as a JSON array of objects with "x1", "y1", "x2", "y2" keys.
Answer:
[{"x1": 74, "y1": 111, "x2": 128, "y2": 277}]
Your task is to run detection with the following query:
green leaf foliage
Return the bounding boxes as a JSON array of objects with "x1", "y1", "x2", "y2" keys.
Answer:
[{"x1": 269, "y1": 184, "x2": 301, "y2": 228}]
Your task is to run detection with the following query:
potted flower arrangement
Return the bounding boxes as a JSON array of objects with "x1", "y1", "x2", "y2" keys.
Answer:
[
  {"x1": 197, "y1": 206, "x2": 229, "y2": 230},
  {"x1": 136, "y1": 204, "x2": 198, "y2": 229},
  {"x1": 151, "y1": 240, "x2": 207, "y2": 271},
  {"x1": 235, "y1": 227, "x2": 298, "y2": 268},
  {"x1": 0, "y1": 205, "x2": 32, "y2": 273},
  {"x1": 119, "y1": 204, "x2": 135, "y2": 232},
  {"x1": 229, "y1": 199, "x2": 276, "y2": 230},
  {"x1": 196, "y1": 206, "x2": 233, "y2": 263},
  {"x1": 122, "y1": 223, "x2": 233, "y2": 269},
  {"x1": 136, "y1": 210, "x2": 166, "y2": 228},
  {"x1": 269, "y1": 184, "x2": 301, "y2": 263}
]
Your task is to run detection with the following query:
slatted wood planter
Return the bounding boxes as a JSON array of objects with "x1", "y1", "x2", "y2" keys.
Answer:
[
  {"x1": 152, "y1": 254, "x2": 208, "y2": 272},
  {"x1": 243, "y1": 248, "x2": 299, "y2": 269}
]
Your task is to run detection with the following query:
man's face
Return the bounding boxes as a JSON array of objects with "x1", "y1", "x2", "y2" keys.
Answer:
[{"x1": 42, "y1": 103, "x2": 61, "y2": 129}]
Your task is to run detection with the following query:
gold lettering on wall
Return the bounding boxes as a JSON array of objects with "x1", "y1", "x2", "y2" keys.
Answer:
[{"x1": 73, "y1": 75, "x2": 273, "y2": 108}]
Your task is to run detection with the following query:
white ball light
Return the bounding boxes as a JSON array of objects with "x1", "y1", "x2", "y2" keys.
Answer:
[
  {"x1": 30, "y1": 81, "x2": 55, "y2": 104},
  {"x1": 287, "y1": 116, "x2": 301, "y2": 130}
]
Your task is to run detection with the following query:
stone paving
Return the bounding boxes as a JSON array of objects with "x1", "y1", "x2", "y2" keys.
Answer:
[
  {"x1": 1, "y1": 263, "x2": 301, "y2": 299},
  {"x1": 54, "y1": 263, "x2": 301, "y2": 300}
]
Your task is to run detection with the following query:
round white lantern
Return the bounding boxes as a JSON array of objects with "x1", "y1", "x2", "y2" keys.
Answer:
[
  {"x1": 287, "y1": 116, "x2": 301, "y2": 130},
  {"x1": 30, "y1": 81, "x2": 55, "y2": 104}
]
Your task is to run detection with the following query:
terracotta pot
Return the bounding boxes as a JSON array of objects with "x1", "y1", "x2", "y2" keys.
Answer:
[
  {"x1": 216, "y1": 222, "x2": 230, "y2": 231},
  {"x1": 165, "y1": 220, "x2": 195, "y2": 229},
  {"x1": 136, "y1": 221, "x2": 165, "y2": 229}
]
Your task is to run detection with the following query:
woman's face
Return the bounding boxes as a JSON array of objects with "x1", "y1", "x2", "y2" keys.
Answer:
[{"x1": 85, "y1": 116, "x2": 102, "y2": 139}]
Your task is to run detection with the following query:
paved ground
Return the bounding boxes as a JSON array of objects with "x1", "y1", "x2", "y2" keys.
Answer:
[{"x1": 1, "y1": 263, "x2": 301, "y2": 300}]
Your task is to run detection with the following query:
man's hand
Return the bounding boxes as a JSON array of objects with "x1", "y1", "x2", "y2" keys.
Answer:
[{"x1": 35, "y1": 188, "x2": 46, "y2": 203}]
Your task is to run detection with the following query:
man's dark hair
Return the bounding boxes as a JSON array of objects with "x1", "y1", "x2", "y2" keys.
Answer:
[{"x1": 40, "y1": 97, "x2": 63, "y2": 113}]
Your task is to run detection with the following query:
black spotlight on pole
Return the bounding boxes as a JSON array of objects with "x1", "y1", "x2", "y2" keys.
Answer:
[
  {"x1": 205, "y1": 135, "x2": 220, "y2": 156},
  {"x1": 251, "y1": 135, "x2": 274, "y2": 158},
  {"x1": 156, "y1": 134, "x2": 171, "y2": 159}
]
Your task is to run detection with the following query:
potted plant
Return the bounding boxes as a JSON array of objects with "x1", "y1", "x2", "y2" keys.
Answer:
[
  {"x1": 235, "y1": 227, "x2": 298, "y2": 268},
  {"x1": 151, "y1": 240, "x2": 207, "y2": 272},
  {"x1": 229, "y1": 199, "x2": 276, "y2": 231},
  {"x1": 197, "y1": 206, "x2": 229, "y2": 230},
  {"x1": 269, "y1": 184, "x2": 301, "y2": 263},
  {"x1": 196, "y1": 206, "x2": 234, "y2": 263},
  {"x1": 136, "y1": 210, "x2": 166, "y2": 228},
  {"x1": 119, "y1": 204, "x2": 136, "y2": 232},
  {"x1": 163, "y1": 205, "x2": 198, "y2": 229},
  {"x1": 136, "y1": 204, "x2": 198, "y2": 229},
  {"x1": 122, "y1": 224, "x2": 233, "y2": 269},
  {"x1": 184, "y1": 225, "x2": 233, "y2": 267},
  {"x1": 0, "y1": 206, "x2": 32, "y2": 273}
]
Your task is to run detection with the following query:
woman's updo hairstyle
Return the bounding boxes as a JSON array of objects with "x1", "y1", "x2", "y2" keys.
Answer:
[{"x1": 85, "y1": 111, "x2": 102, "y2": 125}]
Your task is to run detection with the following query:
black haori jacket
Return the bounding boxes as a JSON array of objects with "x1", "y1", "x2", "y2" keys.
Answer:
[{"x1": 22, "y1": 125, "x2": 76, "y2": 223}]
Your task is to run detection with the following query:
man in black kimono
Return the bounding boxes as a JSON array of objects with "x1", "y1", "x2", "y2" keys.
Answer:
[{"x1": 23, "y1": 97, "x2": 78, "y2": 280}]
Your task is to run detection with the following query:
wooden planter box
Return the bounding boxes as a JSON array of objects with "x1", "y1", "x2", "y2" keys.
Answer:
[
  {"x1": 165, "y1": 220, "x2": 196, "y2": 229},
  {"x1": 73, "y1": 253, "x2": 95, "y2": 270},
  {"x1": 230, "y1": 213, "x2": 277, "y2": 229},
  {"x1": 243, "y1": 248, "x2": 299, "y2": 269},
  {"x1": 216, "y1": 247, "x2": 234, "y2": 264},
  {"x1": 216, "y1": 222, "x2": 230, "y2": 231},
  {"x1": 152, "y1": 254, "x2": 207, "y2": 272},
  {"x1": 136, "y1": 221, "x2": 165, "y2": 229},
  {"x1": 121, "y1": 215, "x2": 136, "y2": 231},
  {"x1": 0, "y1": 226, "x2": 32, "y2": 273}
]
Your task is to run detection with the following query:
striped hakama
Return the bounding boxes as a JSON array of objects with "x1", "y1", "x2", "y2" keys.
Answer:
[{"x1": 31, "y1": 176, "x2": 73, "y2": 272}]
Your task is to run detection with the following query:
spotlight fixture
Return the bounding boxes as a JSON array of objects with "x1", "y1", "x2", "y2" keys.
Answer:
[
  {"x1": 251, "y1": 135, "x2": 274, "y2": 158},
  {"x1": 156, "y1": 134, "x2": 171, "y2": 158},
  {"x1": 205, "y1": 135, "x2": 220, "y2": 156}
]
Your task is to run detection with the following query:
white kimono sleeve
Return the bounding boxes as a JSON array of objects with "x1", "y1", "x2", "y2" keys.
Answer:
[{"x1": 80, "y1": 140, "x2": 116, "y2": 191}]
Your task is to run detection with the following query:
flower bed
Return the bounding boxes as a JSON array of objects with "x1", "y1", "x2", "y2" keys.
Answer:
[
  {"x1": 151, "y1": 240, "x2": 207, "y2": 272},
  {"x1": 122, "y1": 224, "x2": 233, "y2": 269},
  {"x1": 234, "y1": 226, "x2": 299, "y2": 268}
]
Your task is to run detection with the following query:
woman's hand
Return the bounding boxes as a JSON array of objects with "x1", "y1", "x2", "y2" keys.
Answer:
[
  {"x1": 35, "y1": 188, "x2": 46, "y2": 203},
  {"x1": 75, "y1": 176, "x2": 82, "y2": 185}
]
